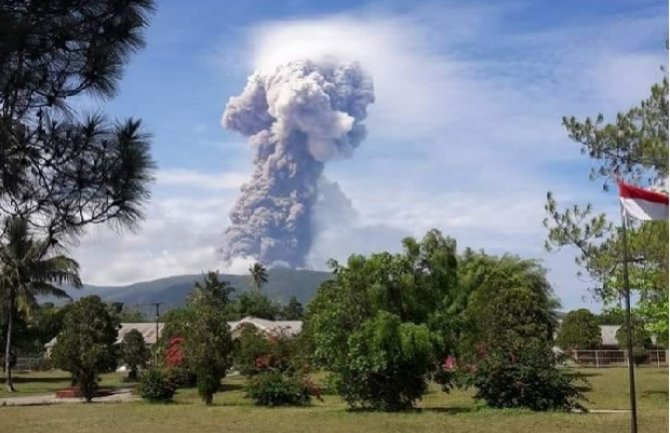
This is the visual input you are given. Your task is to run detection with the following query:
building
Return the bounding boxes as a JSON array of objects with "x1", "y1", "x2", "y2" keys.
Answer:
[{"x1": 44, "y1": 316, "x2": 303, "y2": 354}]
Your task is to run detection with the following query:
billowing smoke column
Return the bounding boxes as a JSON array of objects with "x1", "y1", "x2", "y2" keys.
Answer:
[{"x1": 221, "y1": 59, "x2": 374, "y2": 267}]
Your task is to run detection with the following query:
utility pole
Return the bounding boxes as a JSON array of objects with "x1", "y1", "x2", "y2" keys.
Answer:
[
  {"x1": 150, "y1": 302, "x2": 162, "y2": 365},
  {"x1": 620, "y1": 209, "x2": 638, "y2": 433}
]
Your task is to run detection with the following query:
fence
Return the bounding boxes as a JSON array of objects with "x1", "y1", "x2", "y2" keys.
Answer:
[
  {"x1": 565, "y1": 349, "x2": 668, "y2": 368},
  {"x1": 13, "y1": 356, "x2": 49, "y2": 371}
]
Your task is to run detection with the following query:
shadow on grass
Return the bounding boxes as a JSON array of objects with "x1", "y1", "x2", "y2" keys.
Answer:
[
  {"x1": 346, "y1": 406, "x2": 477, "y2": 415},
  {"x1": 219, "y1": 383, "x2": 245, "y2": 392},
  {"x1": 641, "y1": 390, "x2": 668, "y2": 399},
  {"x1": 567, "y1": 372, "x2": 602, "y2": 379},
  {"x1": 0, "y1": 376, "x2": 69, "y2": 384}
]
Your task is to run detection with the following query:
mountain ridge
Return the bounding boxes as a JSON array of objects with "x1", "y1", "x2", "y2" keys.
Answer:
[{"x1": 59, "y1": 268, "x2": 332, "y2": 311}]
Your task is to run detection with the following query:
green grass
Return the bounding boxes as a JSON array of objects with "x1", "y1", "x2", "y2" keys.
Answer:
[
  {"x1": 0, "y1": 370, "x2": 129, "y2": 398},
  {"x1": 0, "y1": 367, "x2": 667, "y2": 433}
]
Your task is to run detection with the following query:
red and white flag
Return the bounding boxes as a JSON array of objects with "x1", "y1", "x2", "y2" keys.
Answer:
[{"x1": 618, "y1": 181, "x2": 669, "y2": 221}]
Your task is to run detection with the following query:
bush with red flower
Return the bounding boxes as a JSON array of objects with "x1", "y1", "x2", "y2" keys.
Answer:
[{"x1": 235, "y1": 326, "x2": 320, "y2": 406}]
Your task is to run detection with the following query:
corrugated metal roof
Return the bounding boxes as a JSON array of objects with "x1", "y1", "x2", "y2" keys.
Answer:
[{"x1": 45, "y1": 317, "x2": 303, "y2": 349}]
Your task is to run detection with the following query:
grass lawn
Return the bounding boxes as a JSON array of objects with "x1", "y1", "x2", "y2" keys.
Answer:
[
  {"x1": 0, "y1": 370, "x2": 129, "y2": 399},
  {"x1": 0, "y1": 367, "x2": 667, "y2": 433}
]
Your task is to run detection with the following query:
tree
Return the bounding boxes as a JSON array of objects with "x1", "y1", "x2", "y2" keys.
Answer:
[
  {"x1": 121, "y1": 329, "x2": 149, "y2": 381},
  {"x1": 249, "y1": 263, "x2": 268, "y2": 291},
  {"x1": 0, "y1": 0, "x2": 156, "y2": 247},
  {"x1": 0, "y1": 1, "x2": 155, "y2": 387},
  {"x1": 338, "y1": 311, "x2": 434, "y2": 410},
  {"x1": 455, "y1": 252, "x2": 584, "y2": 411},
  {"x1": 616, "y1": 319, "x2": 653, "y2": 366},
  {"x1": 457, "y1": 252, "x2": 559, "y2": 358},
  {"x1": 0, "y1": 217, "x2": 80, "y2": 391},
  {"x1": 544, "y1": 75, "x2": 668, "y2": 333},
  {"x1": 279, "y1": 296, "x2": 303, "y2": 320},
  {"x1": 50, "y1": 296, "x2": 119, "y2": 402},
  {"x1": 232, "y1": 325, "x2": 272, "y2": 377},
  {"x1": 189, "y1": 271, "x2": 235, "y2": 306},
  {"x1": 182, "y1": 273, "x2": 234, "y2": 405},
  {"x1": 305, "y1": 229, "x2": 459, "y2": 410},
  {"x1": 556, "y1": 309, "x2": 602, "y2": 350},
  {"x1": 235, "y1": 291, "x2": 279, "y2": 320}
]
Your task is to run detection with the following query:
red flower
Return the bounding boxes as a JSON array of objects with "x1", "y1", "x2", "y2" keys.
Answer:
[
  {"x1": 165, "y1": 336, "x2": 185, "y2": 367},
  {"x1": 442, "y1": 355, "x2": 456, "y2": 371}
]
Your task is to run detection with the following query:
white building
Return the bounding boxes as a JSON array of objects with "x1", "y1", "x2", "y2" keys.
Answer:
[{"x1": 44, "y1": 316, "x2": 303, "y2": 353}]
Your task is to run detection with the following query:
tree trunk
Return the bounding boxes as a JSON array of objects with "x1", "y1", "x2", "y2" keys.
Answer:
[{"x1": 4, "y1": 288, "x2": 15, "y2": 392}]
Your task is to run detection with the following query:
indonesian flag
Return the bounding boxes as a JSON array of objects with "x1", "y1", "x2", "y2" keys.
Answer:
[{"x1": 618, "y1": 181, "x2": 669, "y2": 221}]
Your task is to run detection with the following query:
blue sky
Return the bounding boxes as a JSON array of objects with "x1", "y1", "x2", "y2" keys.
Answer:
[{"x1": 75, "y1": 0, "x2": 668, "y2": 311}]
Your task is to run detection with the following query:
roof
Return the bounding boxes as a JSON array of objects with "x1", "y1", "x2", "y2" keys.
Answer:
[
  {"x1": 118, "y1": 322, "x2": 165, "y2": 345},
  {"x1": 600, "y1": 325, "x2": 620, "y2": 347},
  {"x1": 45, "y1": 317, "x2": 303, "y2": 349},
  {"x1": 228, "y1": 316, "x2": 302, "y2": 338}
]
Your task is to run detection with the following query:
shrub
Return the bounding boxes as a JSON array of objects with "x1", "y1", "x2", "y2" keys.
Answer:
[
  {"x1": 166, "y1": 366, "x2": 197, "y2": 388},
  {"x1": 468, "y1": 343, "x2": 585, "y2": 412},
  {"x1": 183, "y1": 278, "x2": 234, "y2": 405},
  {"x1": 556, "y1": 309, "x2": 602, "y2": 350},
  {"x1": 50, "y1": 296, "x2": 119, "y2": 402},
  {"x1": 247, "y1": 371, "x2": 316, "y2": 406},
  {"x1": 335, "y1": 312, "x2": 434, "y2": 411},
  {"x1": 121, "y1": 329, "x2": 150, "y2": 381},
  {"x1": 631, "y1": 347, "x2": 650, "y2": 366},
  {"x1": 233, "y1": 325, "x2": 272, "y2": 376},
  {"x1": 616, "y1": 320, "x2": 653, "y2": 366},
  {"x1": 138, "y1": 368, "x2": 176, "y2": 403}
]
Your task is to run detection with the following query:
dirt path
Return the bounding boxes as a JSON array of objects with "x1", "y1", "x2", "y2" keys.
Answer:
[{"x1": 0, "y1": 388, "x2": 137, "y2": 406}]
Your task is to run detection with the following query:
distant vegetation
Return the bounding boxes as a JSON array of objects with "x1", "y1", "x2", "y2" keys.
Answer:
[{"x1": 57, "y1": 268, "x2": 332, "y2": 314}]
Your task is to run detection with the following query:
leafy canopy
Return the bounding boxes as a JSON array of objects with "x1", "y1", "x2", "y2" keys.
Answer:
[
  {"x1": 556, "y1": 309, "x2": 602, "y2": 350},
  {"x1": 306, "y1": 229, "x2": 459, "y2": 411},
  {"x1": 50, "y1": 296, "x2": 120, "y2": 402},
  {"x1": 544, "y1": 74, "x2": 668, "y2": 336}
]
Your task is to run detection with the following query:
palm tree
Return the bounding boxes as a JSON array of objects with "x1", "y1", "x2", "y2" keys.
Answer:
[
  {"x1": 0, "y1": 218, "x2": 81, "y2": 392},
  {"x1": 248, "y1": 263, "x2": 268, "y2": 292}
]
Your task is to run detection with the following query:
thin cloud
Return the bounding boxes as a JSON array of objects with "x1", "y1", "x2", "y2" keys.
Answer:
[{"x1": 157, "y1": 168, "x2": 248, "y2": 190}]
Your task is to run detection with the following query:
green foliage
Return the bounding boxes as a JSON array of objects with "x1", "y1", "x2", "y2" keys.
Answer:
[
  {"x1": 636, "y1": 290, "x2": 668, "y2": 347},
  {"x1": 182, "y1": 272, "x2": 235, "y2": 405},
  {"x1": 116, "y1": 306, "x2": 148, "y2": 322},
  {"x1": 50, "y1": 296, "x2": 119, "y2": 402},
  {"x1": 165, "y1": 367, "x2": 197, "y2": 388},
  {"x1": 189, "y1": 271, "x2": 235, "y2": 306},
  {"x1": 595, "y1": 309, "x2": 625, "y2": 325},
  {"x1": 338, "y1": 311, "x2": 434, "y2": 411},
  {"x1": 306, "y1": 230, "x2": 459, "y2": 411},
  {"x1": 233, "y1": 325, "x2": 273, "y2": 376},
  {"x1": 556, "y1": 309, "x2": 602, "y2": 350},
  {"x1": 234, "y1": 291, "x2": 280, "y2": 320},
  {"x1": 458, "y1": 252, "x2": 558, "y2": 359},
  {"x1": 249, "y1": 263, "x2": 269, "y2": 291},
  {"x1": 247, "y1": 371, "x2": 314, "y2": 406},
  {"x1": 279, "y1": 296, "x2": 303, "y2": 320},
  {"x1": 468, "y1": 342, "x2": 586, "y2": 412},
  {"x1": 454, "y1": 265, "x2": 584, "y2": 411},
  {"x1": 0, "y1": 218, "x2": 81, "y2": 391},
  {"x1": 615, "y1": 320, "x2": 653, "y2": 366},
  {"x1": 121, "y1": 329, "x2": 150, "y2": 381},
  {"x1": 544, "y1": 74, "x2": 668, "y2": 335},
  {"x1": 0, "y1": 0, "x2": 156, "y2": 241},
  {"x1": 137, "y1": 368, "x2": 176, "y2": 403}
]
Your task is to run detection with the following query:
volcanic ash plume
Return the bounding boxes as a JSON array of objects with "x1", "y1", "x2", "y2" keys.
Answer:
[{"x1": 221, "y1": 59, "x2": 374, "y2": 267}]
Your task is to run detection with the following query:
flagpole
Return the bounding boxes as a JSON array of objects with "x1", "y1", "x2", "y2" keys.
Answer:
[{"x1": 620, "y1": 205, "x2": 638, "y2": 433}]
